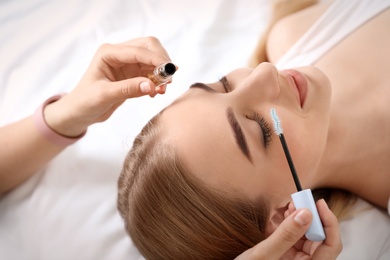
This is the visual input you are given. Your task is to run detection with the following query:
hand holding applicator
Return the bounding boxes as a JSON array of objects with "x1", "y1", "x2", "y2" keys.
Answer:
[{"x1": 270, "y1": 108, "x2": 326, "y2": 242}]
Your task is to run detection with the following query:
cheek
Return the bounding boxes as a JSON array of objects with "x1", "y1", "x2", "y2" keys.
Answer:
[
  {"x1": 261, "y1": 146, "x2": 299, "y2": 196},
  {"x1": 284, "y1": 121, "x2": 327, "y2": 181},
  {"x1": 267, "y1": 118, "x2": 327, "y2": 190}
]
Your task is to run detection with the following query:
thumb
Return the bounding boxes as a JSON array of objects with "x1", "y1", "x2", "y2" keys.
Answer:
[
  {"x1": 110, "y1": 77, "x2": 157, "y2": 99},
  {"x1": 251, "y1": 209, "x2": 312, "y2": 259}
]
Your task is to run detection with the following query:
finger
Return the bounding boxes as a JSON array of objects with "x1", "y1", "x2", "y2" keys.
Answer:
[
  {"x1": 289, "y1": 201, "x2": 296, "y2": 212},
  {"x1": 119, "y1": 36, "x2": 171, "y2": 60},
  {"x1": 285, "y1": 201, "x2": 296, "y2": 217},
  {"x1": 250, "y1": 209, "x2": 313, "y2": 259},
  {"x1": 97, "y1": 44, "x2": 171, "y2": 69},
  {"x1": 108, "y1": 77, "x2": 157, "y2": 99},
  {"x1": 311, "y1": 199, "x2": 342, "y2": 259},
  {"x1": 317, "y1": 199, "x2": 340, "y2": 247},
  {"x1": 302, "y1": 239, "x2": 318, "y2": 255},
  {"x1": 156, "y1": 84, "x2": 167, "y2": 95}
]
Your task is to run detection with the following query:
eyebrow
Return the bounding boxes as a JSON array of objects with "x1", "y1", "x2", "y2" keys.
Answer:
[
  {"x1": 189, "y1": 76, "x2": 229, "y2": 93},
  {"x1": 227, "y1": 107, "x2": 252, "y2": 162},
  {"x1": 189, "y1": 82, "x2": 218, "y2": 92}
]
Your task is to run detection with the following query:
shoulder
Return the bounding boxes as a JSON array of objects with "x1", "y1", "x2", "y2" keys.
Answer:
[{"x1": 266, "y1": 1, "x2": 332, "y2": 63}]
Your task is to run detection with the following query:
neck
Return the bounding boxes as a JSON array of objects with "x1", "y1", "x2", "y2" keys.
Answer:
[{"x1": 312, "y1": 104, "x2": 390, "y2": 209}]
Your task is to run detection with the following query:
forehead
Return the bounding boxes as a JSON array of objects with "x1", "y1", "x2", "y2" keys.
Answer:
[
  {"x1": 159, "y1": 91, "x2": 255, "y2": 195},
  {"x1": 161, "y1": 97, "x2": 226, "y2": 178}
]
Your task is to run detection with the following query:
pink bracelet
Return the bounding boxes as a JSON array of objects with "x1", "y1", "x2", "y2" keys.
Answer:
[{"x1": 33, "y1": 94, "x2": 87, "y2": 146}]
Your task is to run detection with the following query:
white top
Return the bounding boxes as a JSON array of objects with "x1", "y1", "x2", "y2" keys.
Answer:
[{"x1": 276, "y1": 0, "x2": 390, "y2": 69}]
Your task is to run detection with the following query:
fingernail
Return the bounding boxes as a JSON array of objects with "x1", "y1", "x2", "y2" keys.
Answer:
[
  {"x1": 284, "y1": 209, "x2": 290, "y2": 218},
  {"x1": 320, "y1": 198, "x2": 329, "y2": 209},
  {"x1": 140, "y1": 82, "x2": 151, "y2": 93},
  {"x1": 294, "y1": 210, "x2": 310, "y2": 226}
]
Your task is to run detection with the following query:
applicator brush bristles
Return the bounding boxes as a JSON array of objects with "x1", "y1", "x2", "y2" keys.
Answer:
[
  {"x1": 270, "y1": 108, "x2": 283, "y2": 135},
  {"x1": 270, "y1": 108, "x2": 303, "y2": 191}
]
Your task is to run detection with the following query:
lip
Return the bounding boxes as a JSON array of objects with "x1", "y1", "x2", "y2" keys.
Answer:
[{"x1": 282, "y1": 69, "x2": 308, "y2": 108}]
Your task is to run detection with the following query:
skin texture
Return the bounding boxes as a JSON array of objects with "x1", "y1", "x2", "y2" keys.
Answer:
[{"x1": 161, "y1": 63, "x2": 331, "y2": 213}]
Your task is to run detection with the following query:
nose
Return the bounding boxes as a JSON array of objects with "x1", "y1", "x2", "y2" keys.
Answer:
[{"x1": 232, "y1": 62, "x2": 280, "y2": 106}]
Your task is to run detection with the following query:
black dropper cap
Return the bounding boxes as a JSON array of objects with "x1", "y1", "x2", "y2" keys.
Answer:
[{"x1": 163, "y1": 63, "x2": 176, "y2": 76}]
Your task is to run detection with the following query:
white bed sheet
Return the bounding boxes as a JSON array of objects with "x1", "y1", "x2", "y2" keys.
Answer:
[{"x1": 0, "y1": 0, "x2": 388, "y2": 259}]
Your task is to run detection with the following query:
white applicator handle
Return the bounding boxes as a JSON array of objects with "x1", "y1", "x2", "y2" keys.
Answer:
[{"x1": 291, "y1": 189, "x2": 326, "y2": 241}]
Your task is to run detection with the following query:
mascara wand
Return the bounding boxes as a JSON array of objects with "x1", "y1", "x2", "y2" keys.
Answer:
[
  {"x1": 270, "y1": 108, "x2": 303, "y2": 191},
  {"x1": 270, "y1": 108, "x2": 326, "y2": 242}
]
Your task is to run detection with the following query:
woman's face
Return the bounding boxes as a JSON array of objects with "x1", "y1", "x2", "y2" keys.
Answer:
[{"x1": 160, "y1": 63, "x2": 331, "y2": 208}]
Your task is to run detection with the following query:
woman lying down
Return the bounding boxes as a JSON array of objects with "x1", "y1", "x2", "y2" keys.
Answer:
[
  {"x1": 2, "y1": 0, "x2": 386, "y2": 259},
  {"x1": 117, "y1": 0, "x2": 390, "y2": 259}
]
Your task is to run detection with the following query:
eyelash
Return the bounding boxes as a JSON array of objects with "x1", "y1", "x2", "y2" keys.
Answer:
[
  {"x1": 219, "y1": 76, "x2": 231, "y2": 93},
  {"x1": 220, "y1": 77, "x2": 272, "y2": 146},
  {"x1": 246, "y1": 112, "x2": 272, "y2": 147}
]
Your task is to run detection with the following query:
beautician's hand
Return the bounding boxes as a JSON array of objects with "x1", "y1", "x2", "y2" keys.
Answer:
[
  {"x1": 0, "y1": 36, "x2": 173, "y2": 194},
  {"x1": 235, "y1": 199, "x2": 342, "y2": 260},
  {"x1": 44, "y1": 36, "x2": 172, "y2": 137}
]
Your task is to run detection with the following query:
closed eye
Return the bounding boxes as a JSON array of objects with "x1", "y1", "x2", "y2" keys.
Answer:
[{"x1": 246, "y1": 112, "x2": 272, "y2": 147}]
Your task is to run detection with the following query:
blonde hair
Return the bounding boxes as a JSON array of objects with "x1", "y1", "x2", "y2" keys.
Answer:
[
  {"x1": 313, "y1": 188, "x2": 357, "y2": 221},
  {"x1": 118, "y1": 113, "x2": 269, "y2": 259}
]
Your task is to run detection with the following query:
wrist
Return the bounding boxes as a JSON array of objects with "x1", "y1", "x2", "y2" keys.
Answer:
[
  {"x1": 44, "y1": 99, "x2": 88, "y2": 137},
  {"x1": 34, "y1": 94, "x2": 87, "y2": 146}
]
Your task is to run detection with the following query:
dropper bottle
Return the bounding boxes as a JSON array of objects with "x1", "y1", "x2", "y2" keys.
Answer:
[{"x1": 148, "y1": 62, "x2": 177, "y2": 87}]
